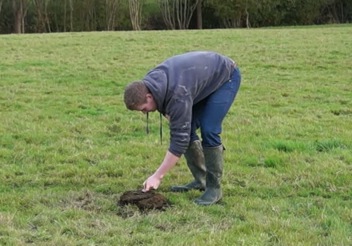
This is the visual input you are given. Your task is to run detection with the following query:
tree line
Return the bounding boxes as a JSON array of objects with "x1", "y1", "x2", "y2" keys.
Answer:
[{"x1": 0, "y1": 0, "x2": 351, "y2": 34}]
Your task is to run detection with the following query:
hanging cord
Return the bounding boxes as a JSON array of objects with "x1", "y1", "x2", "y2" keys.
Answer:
[
  {"x1": 159, "y1": 113, "x2": 163, "y2": 145},
  {"x1": 146, "y1": 112, "x2": 149, "y2": 134},
  {"x1": 145, "y1": 112, "x2": 163, "y2": 145}
]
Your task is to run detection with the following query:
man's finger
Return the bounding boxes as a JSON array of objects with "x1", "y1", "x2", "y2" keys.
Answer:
[{"x1": 142, "y1": 182, "x2": 149, "y2": 192}]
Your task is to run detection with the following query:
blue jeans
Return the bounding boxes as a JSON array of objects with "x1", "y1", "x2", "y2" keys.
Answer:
[{"x1": 190, "y1": 67, "x2": 241, "y2": 147}]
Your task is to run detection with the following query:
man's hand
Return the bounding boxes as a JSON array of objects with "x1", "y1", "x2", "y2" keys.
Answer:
[
  {"x1": 143, "y1": 174, "x2": 162, "y2": 192},
  {"x1": 142, "y1": 151, "x2": 180, "y2": 192}
]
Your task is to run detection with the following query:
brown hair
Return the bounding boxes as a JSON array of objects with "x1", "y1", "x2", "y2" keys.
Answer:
[{"x1": 124, "y1": 81, "x2": 149, "y2": 110}]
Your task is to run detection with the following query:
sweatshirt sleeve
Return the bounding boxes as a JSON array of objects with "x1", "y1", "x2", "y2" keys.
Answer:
[{"x1": 166, "y1": 93, "x2": 193, "y2": 157}]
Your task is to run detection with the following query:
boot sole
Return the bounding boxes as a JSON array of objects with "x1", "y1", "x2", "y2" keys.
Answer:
[
  {"x1": 194, "y1": 197, "x2": 222, "y2": 206},
  {"x1": 194, "y1": 196, "x2": 222, "y2": 206},
  {"x1": 170, "y1": 187, "x2": 205, "y2": 193}
]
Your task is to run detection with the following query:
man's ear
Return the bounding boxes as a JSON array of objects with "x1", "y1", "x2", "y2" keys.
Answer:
[{"x1": 146, "y1": 93, "x2": 153, "y2": 100}]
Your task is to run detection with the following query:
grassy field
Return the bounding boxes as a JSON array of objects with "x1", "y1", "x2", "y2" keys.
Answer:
[{"x1": 0, "y1": 24, "x2": 352, "y2": 246}]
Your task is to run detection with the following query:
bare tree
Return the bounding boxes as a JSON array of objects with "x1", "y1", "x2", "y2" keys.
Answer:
[
  {"x1": 245, "y1": 0, "x2": 251, "y2": 28},
  {"x1": 158, "y1": 0, "x2": 176, "y2": 29},
  {"x1": 63, "y1": 0, "x2": 67, "y2": 31},
  {"x1": 129, "y1": 0, "x2": 143, "y2": 30},
  {"x1": 106, "y1": 0, "x2": 119, "y2": 30},
  {"x1": 326, "y1": 0, "x2": 349, "y2": 23},
  {"x1": 158, "y1": 0, "x2": 200, "y2": 29},
  {"x1": 69, "y1": 0, "x2": 73, "y2": 31},
  {"x1": 62, "y1": 0, "x2": 73, "y2": 31},
  {"x1": 12, "y1": 0, "x2": 27, "y2": 33},
  {"x1": 33, "y1": 0, "x2": 51, "y2": 32},
  {"x1": 196, "y1": 0, "x2": 203, "y2": 29},
  {"x1": 176, "y1": 0, "x2": 199, "y2": 29},
  {"x1": 0, "y1": 0, "x2": 4, "y2": 17},
  {"x1": 84, "y1": 0, "x2": 96, "y2": 31},
  {"x1": 45, "y1": 0, "x2": 51, "y2": 32}
]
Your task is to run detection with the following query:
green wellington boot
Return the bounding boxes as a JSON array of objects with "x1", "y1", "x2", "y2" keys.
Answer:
[
  {"x1": 194, "y1": 145, "x2": 224, "y2": 205},
  {"x1": 171, "y1": 140, "x2": 206, "y2": 192}
]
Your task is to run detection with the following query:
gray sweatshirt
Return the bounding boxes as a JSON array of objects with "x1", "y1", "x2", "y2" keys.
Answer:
[{"x1": 143, "y1": 51, "x2": 235, "y2": 157}]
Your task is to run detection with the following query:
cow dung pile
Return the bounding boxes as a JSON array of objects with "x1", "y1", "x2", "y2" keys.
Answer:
[{"x1": 117, "y1": 190, "x2": 172, "y2": 215}]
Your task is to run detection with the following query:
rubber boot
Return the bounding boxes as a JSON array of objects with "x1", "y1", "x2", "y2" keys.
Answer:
[
  {"x1": 171, "y1": 140, "x2": 206, "y2": 192},
  {"x1": 194, "y1": 145, "x2": 223, "y2": 205}
]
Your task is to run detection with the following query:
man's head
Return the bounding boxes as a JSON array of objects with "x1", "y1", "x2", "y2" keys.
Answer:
[{"x1": 124, "y1": 81, "x2": 157, "y2": 114}]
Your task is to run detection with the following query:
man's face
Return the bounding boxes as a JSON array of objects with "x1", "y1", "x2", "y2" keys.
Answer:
[{"x1": 134, "y1": 93, "x2": 157, "y2": 114}]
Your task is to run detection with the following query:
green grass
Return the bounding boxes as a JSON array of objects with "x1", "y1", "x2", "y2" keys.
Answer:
[{"x1": 1, "y1": 25, "x2": 352, "y2": 245}]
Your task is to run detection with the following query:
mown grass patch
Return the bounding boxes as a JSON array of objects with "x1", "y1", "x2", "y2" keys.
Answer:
[{"x1": 0, "y1": 25, "x2": 352, "y2": 245}]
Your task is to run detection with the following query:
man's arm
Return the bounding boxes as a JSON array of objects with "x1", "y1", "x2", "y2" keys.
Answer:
[{"x1": 143, "y1": 151, "x2": 180, "y2": 192}]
